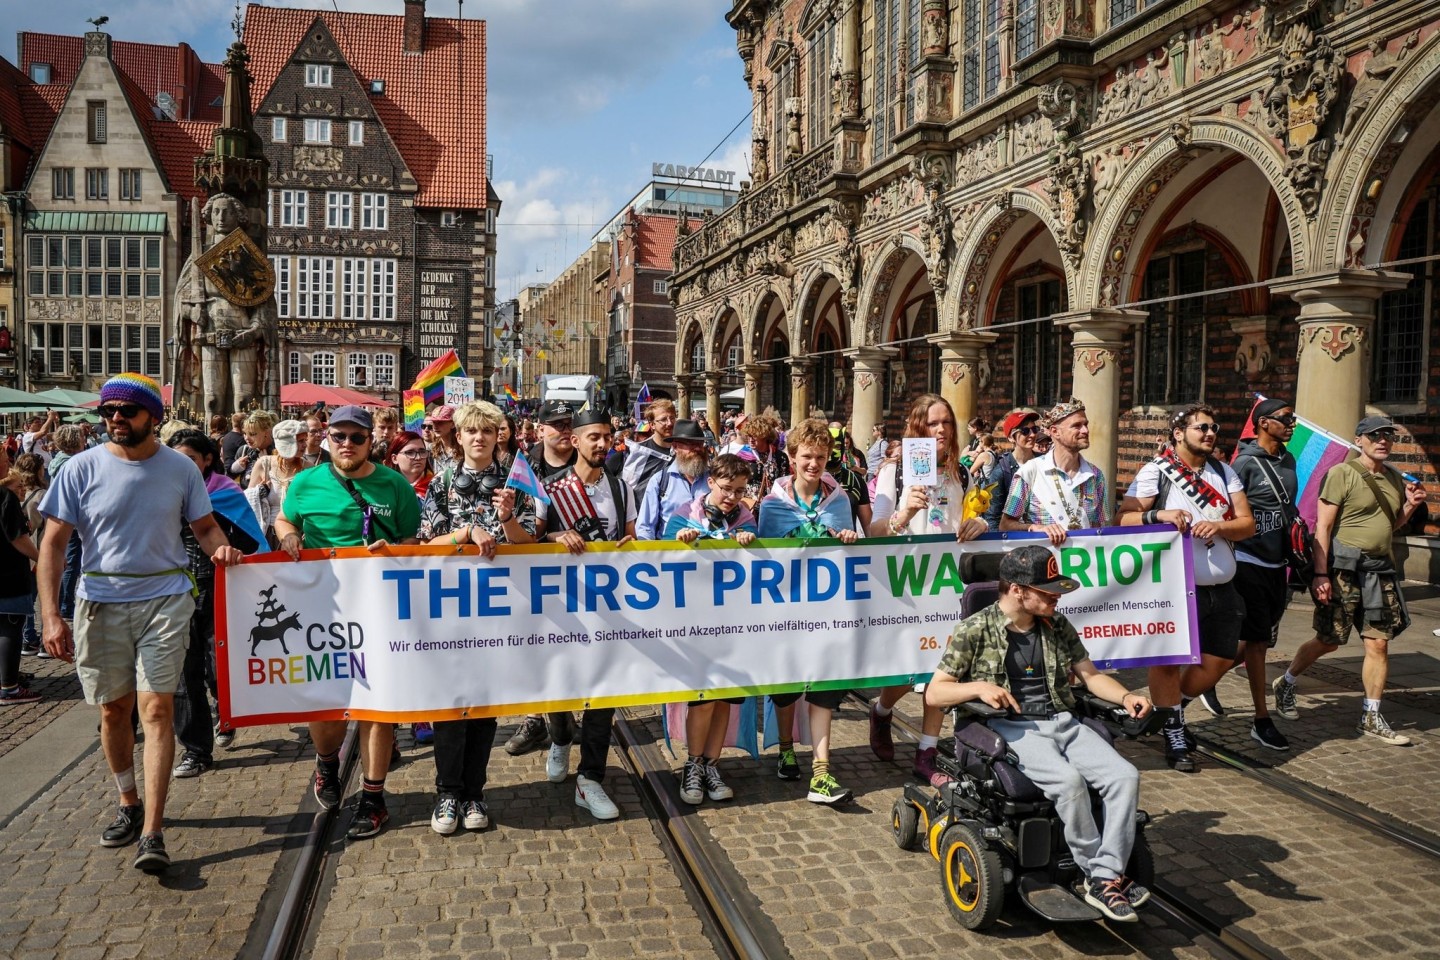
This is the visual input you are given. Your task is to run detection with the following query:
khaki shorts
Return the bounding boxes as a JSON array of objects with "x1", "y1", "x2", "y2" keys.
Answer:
[
  {"x1": 75, "y1": 593, "x2": 196, "y2": 704},
  {"x1": 1312, "y1": 569, "x2": 1403, "y2": 644}
]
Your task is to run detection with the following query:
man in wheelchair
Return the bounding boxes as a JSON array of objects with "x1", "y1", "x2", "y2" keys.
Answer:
[{"x1": 925, "y1": 545, "x2": 1153, "y2": 923}]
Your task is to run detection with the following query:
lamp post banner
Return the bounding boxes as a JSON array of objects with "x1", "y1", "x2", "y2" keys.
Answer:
[{"x1": 216, "y1": 528, "x2": 1197, "y2": 728}]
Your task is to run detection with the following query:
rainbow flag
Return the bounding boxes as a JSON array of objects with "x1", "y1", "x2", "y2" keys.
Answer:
[
  {"x1": 412, "y1": 350, "x2": 464, "y2": 406},
  {"x1": 505, "y1": 452, "x2": 551, "y2": 504},
  {"x1": 1235, "y1": 396, "x2": 1354, "y2": 528},
  {"x1": 501, "y1": 384, "x2": 520, "y2": 403},
  {"x1": 402, "y1": 390, "x2": 425, "y2": 433}
]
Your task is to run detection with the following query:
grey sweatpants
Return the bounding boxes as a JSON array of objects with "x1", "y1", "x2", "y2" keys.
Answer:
[{"x1": 988, "y1": 713, "x2": 1139, "y2": 881}]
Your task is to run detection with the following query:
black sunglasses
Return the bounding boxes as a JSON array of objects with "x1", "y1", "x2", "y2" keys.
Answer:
[
  {"x1": 328, "y1": 429, "x2": 370, "y2": 445},
  {"x1": 98, "y1": 403, "x2": 144, "y2": 421},
  {"x1": 1017, "y1": 425, "x2": 1043, "y2": 437},
  {"x1": 1263, "y1": 414, "x2": 1296, "y2": 427},
  {"x1": 1365, "y1": 429, "x2": 1397, "y2": 442},
  {"x1": 1189, "y1": 423, "x2": 1220, "y2": 435}
]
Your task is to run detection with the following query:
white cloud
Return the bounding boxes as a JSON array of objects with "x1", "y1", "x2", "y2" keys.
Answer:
[{"x1": 493, "y1": 168, "x2": 616, "y2": 302}]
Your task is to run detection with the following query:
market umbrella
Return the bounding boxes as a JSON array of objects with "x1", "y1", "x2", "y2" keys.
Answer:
[
  {"x1": 330, "y1": 386, "x2": 395, "y2": 408},
  {"x1": 32, "y1": 388, "x2": 102, "y2": 407},
  {"x1": 0, "y1": 385, "x2": 42, "y2": 407},
  {"x1": 280, "y1": 381, "x2": 352, "y2": 407}
]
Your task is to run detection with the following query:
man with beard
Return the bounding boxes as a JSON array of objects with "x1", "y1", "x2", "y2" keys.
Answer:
[
  {"x1": 533, "y1": 408, "x2": 637, "y2": 819},
  {"x1": 623, "y1": 399, "x2": 677, "y2": 502},
  {"x1": 1119, "y1": 403, "x2": 1254, "y2": 772},
  {"x1": 528, "y1": 401, "x2": 579, "y2": 482},
  {"x1": 636, "y1": 419, "x2": 710, "y2": 540},
  {"x1": 1001, "y1": 398, "x2": 1109, "y2": 543},
  {"x1": 274, "y1": 406, "x2": 422, "y2": 838},
  {"x1": 38, "y1": 374, "x2": 244, "y2": 873},
  {"x1": 983, "y1": 410, "x2": 1042, "y2": 532}
]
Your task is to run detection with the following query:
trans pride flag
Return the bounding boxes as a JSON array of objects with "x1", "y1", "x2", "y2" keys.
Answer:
[
  {"x1": 412, "y1": 350, "x2": 464, "y2": 405},
  {"x1": 504, "y1": 451, "x2": 551, "y2": 504},
  {"x1": 1236, "y1": 396, "x2": 1355, "y2": 528}
]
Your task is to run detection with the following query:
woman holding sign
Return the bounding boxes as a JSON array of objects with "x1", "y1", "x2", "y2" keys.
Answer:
[
  {"x1": 867, "y1": 394, "x2": 989, "y2": 787},
  {"x1": 419, "y1": 401, "x2": 537, "y2": 836}
]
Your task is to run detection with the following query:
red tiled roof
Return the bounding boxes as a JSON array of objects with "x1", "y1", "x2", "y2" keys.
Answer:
[
  {"x1": 0, "y1": 58, "x2": 31, "y2": 145},
  {"x1": 152, "y1": 121, "x2": 219, "y2": 202},
  {"x1": 244, "y1": 3, "x2": 487, "y2": 210},
  {"x1": 633, "y1": 213, "x2": 705, "y2": 270},
  {"x1": 17, "y1": 33, "x2": 223, "y2": 122},
  {"x1": 13, "y1": 83, "x2": 65, "y2": 184}
]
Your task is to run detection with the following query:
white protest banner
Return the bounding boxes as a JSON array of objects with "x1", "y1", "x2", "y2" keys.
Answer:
[
  {"x1": 217, "y1": 528, "x2": 1197, "y2": 728},
  {"x1": 443, "y1": 376, "x2": 475, "y2": 407}
]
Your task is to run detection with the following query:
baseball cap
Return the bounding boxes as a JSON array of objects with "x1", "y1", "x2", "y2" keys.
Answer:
[
  {"x1": 998, "y1": 545, "x2": 1080, "y2": 594},
  {"x1": 329, "y1": 405, "x2": 373, "y2": 431},
  {"x1": 1356, "y1": 415, "x2": 1395, "y2": 436},
  {"x1": 538, "y1": 400, "x2": 575, "y2": 423},
  {"x1": 1000, "y1": 410, "x2": 1039, "y2": 436},
  {"x1": 273, "y1": 419, "x2": 306, "y2": 458}
]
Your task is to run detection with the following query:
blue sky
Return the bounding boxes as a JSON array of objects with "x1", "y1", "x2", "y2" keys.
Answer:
[{"x1": 3, "y1": 0, "x2": 754, "y2": 298}]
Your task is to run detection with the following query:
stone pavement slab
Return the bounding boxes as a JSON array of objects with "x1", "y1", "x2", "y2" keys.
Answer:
[
  {"x1": 0, "y1": 651, "x2": 86, "y2": 760},
  {"x1": 0, "y1": 720, "x2": 310, "y2": 960},
  {"x1": 304, "y1": 719, "x2": 721, "y2": 960}
]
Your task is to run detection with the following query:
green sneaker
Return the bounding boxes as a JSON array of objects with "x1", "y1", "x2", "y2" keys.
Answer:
[
  {"x1": 776, "y1": 747, "x2": 800, "y2": 781},
  {"x1": 806, "y1": 771, "x2": 853, "y2": 805}
]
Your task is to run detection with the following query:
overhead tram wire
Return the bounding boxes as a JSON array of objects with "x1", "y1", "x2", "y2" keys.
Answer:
[{"x1": 686, "y1": 249, "x2": 1440, "y2": 378}]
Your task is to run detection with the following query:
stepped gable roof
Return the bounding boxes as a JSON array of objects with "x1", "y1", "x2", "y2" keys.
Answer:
[
  {"x1": 630, "y1": 212, "x2": 705, "y2": 270},
  {"x1": 243, "y1": 3, "x2": 487, "y2": 210}
]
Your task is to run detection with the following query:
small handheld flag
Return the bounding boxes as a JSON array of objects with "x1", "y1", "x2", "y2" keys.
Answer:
[
  {"x1": 505, "y1": 453, "x2": 551, "y2": 504},
  {"x1": 402, "y1": 390, "x2": 425, "y2": 432},
  {"x1": 411, "y1": 350, "x2": 465, "y2": 406}
]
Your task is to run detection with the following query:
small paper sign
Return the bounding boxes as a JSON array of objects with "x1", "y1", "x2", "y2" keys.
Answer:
[
  {"x1": 444, "y1": 376, "x2": 475, "y2": 407},
  {"x1": 402, "y1": 390, "x2": 425, "y2": 432},
  {"x1": 902, "y1": 437, "x2": 938, "y2": 488}
]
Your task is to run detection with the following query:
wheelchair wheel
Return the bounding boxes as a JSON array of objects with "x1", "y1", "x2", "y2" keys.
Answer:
[
  {"x1": 1127, "y1": 833, "x2": 1156, "y2": 887},
  {"x1": 939, "y1": 823, "x2": 1004, "y2": 930},
  {"x1": 891, "y1": 798, "x2": 919, "y2": 850}
]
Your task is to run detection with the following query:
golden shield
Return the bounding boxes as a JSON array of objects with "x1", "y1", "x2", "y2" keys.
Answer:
[{"x1": 196, "y1": 227, "x2": 275, "y2": 307}]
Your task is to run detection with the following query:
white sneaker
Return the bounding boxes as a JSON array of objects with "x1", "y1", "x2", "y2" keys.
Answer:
[
  {"x1": 575, "y1": 775, "x2": 620, "y2": 820},
  {"x1": 546, "y1": 742, "x2": 572, "y2": 783},
  {"x1": 460, "y1": 799, "x2": 489, "y2": 830},
  {"x1": 430, "y1": 796, "x2": 458, "y2": 835}
]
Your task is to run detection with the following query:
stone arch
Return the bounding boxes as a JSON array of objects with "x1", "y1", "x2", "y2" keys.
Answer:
[
  {"x1": 793, "y1": 264, "x2": 850, "y2": 355},
  {"x1": 1320, "y1": 30, "x2": 1440, "y2": 270},
  {"x1": 743, "y1": 278, "x2": 793, "y2": 361},
  {"x1": 1082, "y1": 118, "x2": 1309, "y2": 307},
  {"x1": 855, "y1": 232, "x2": 928, "y2": 347},
  {"x1": 674, "y1": 313, "x2": 709, "y2": 378},
  {"x1": 711, "y1": 302, "x2": 744, "y2": 374},
  {"x1": 945, "y1": 189, "x2": 1076, "y2": 331}
]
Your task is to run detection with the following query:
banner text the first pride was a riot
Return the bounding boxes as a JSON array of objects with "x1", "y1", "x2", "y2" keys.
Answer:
[{"x1": 216, "y1": 527, "x2": 1198, "y2": 727}]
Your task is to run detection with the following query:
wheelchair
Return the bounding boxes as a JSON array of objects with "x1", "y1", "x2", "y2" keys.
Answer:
[{"x1": 889, "y1": 580, "x2": 1165, "y2": 930}]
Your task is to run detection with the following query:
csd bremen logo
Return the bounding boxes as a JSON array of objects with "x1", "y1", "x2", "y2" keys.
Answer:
[{"x1": 246, "y1": 586, "x2": 367, "y2": 686}]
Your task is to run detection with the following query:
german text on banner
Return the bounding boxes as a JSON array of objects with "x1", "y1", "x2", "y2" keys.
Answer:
[{"x1": 217, "y1": 528, "x2": 1197, "y2": 727}]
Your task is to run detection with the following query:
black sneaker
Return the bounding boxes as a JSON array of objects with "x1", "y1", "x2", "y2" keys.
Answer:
[
  {"x1": 1085, "y1": 876, "x2": 1138, "y2": 922},
  {"x1": 1121, "y1": 877, "x2": 1151, "y2": 908},
  {"x1": 1163, "y1": 722, "x2": 1195, "y2": 773},
  {"x1": 1196, "y1": 688, "x2": 1225, "y2": 718},
  {"x1": 101, "y1": 803, "x2": 144, "y2": 847},
  {"x1": 776, "y1": 747, "x2": 800, "y2": 781},
  {"x1": 1250, "y1": 719, "x2": 1290, "y2": 751},
  {"x1": 134, "y1": 833, "x2": 170, "y2": 873},
  {"x1": 19, "y1": 643, "x2": 40, "y2": 657},
  {"x1": 347, "y1": 798, "x2": 389, "y2": 840},
  {"x1": 312, "y1": 764, "x2": 341, "y2": 810},
  {"x1": 214, "y1": 724, "x2": 235, "y2": 750},
  {"x1": 505, "y1": 716, "x2": 548, "y2": 756},
  {"x1": 172, "y1": 752, "x2": 210, "y2": 778}
]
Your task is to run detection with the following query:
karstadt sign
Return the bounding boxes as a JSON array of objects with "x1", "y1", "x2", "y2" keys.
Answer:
[{"x1": 652, "y1": 162, "x2": 737, "y2": 185}]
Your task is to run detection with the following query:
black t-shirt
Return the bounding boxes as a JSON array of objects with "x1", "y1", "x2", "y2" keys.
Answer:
[
  {"x1": 1004, "y1": 626, "x2": 1051, "y2": 713},
  {"x1": 0, "y1": 487, "x2": 33, "y2": 598},
  {"x1": 528, "y1": 446, "x2": 578, "y2": 482},
  {"x1": 220, "y1": 430, "x2": 245, "y2": 471}
]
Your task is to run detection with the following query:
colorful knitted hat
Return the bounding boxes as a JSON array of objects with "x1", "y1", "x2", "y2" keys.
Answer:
[
  {"x1": 100, "y1": 372, "x2": 165, "y2": 422},
  {"x1": 1040, "y1": 396, "x2": 1085, "y2": 430}
]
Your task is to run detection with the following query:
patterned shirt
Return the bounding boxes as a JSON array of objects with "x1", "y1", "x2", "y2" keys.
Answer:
[
  {"x1": 420, "y1": 460, "x2": 537, "y2": 543},
  {"x1": 1003, "y1": 450, "x2": 1110, "y2": 529},
  {"x1": 936, "y1": 603, "x2": 1090, "y2": 713}
]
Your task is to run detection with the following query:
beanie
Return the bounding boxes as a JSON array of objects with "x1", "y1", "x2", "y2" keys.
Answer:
[{"x1": 100, "y1": 372, "x2": 165, "y2": 422}]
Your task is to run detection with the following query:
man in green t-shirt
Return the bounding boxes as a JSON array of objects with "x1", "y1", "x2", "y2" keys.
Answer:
[
  {"x1": 275, "y1": 405, "x2": 421, "y2": 839},
  {"x1": 1272, "y1": 416, "x2": 1427, "y2": 746}
]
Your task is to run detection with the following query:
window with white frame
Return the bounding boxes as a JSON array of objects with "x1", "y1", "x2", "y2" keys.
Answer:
[
  {"x1": 288, "y1": 350, "x2": 302, "y2": 384},
  {"x1": 347, "y1": 352, "x2": 369, "y2": 387},
  {"x1": 349, "y1": 120, "x2": 364, "y2": 145},
  {"x1": 278, "y1": 256, "x2": 394, "y2": 320},
  {"x1": 440, "y1": 211, "x2": 458, "y2": 227},
  {"x1": 119, "y1": 169, "x2": 141, "y2": 201},
  {"x1": 272, "y1": 116, "x2": 287, "y2": 142},
  {"x1": 311, "y1": 351, "x2": 337, "y2": 386},
  {"x1": 294, "y1": 257, "x2": 335, "y2": 319},
  {"x1": 29, "y1": 319, "x2": 159, "y2": 378},
  {"x1": 85, "y1": 168, "x2": 108, "y2": 200},
  {"x1": 372, "y1": 259, "x2": 396, "y2": 319},
  {"x1": 280, "y1": 189, "x2": 308, "y2": 227},
  {"x1": 305, "y1": 64, "x2": 332, "y2": 87},
  {"x1": 485, "y1": 257, "x2": 494, "y2": 288},
  {"x1": 652, "y1": 279, "x2": 669, "y2": 295},
  {"x1": 51, "y1": 168, "x2": 74, "y2": 200},
  {"x1": 360, "y1": 193, "x2": 388, "y2": 230},
  {"x1": 303, "y1": 118, "x2": 331, "y2": 143},
  {"x1": 326, "y1": 191, "x2": 352, "y2": 229},
  {"x1": 373, "y1": 353, "x2": 396, "y2": 388},
  {"x1": 275, "y1": 256, "x2": 291, "y2": 316},
  {"x1": 28, "y1": 232, "x2": 161, "y2": 302}
]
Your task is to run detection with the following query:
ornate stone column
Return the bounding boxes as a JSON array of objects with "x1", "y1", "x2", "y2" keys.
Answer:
[
  {"x1": 742, "y1": 363, "x2": 765, "y2": 416},
  {"x1": 1056, "y1": 309, "x2": 1146, "y2": 491},
  {"x1": 704, "y1": 372, "x2": 723, "y2": 431},
  {"x1": 832, "y1": 0, "x2": 865, "y2": 173},
  {"x1": 1271, "y1": 270, "x2": 1409, "y2": 438},
  {"x1": 674, "y1": 374, "x2": 694, "y2": 419},
  {"x1": 788, "y1": 359, "x2": 812, "y2": 427},
  {"x1": 845, "y1": 347, "x2": 897, "y2": 445},
  {"x1": 928, "y1": 331, "x2": 998, "y2": 429}
]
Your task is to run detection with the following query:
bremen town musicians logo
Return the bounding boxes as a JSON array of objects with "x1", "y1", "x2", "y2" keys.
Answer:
[{"x1": 246, "y1": 586, "x2": 368, "y2": 686}]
